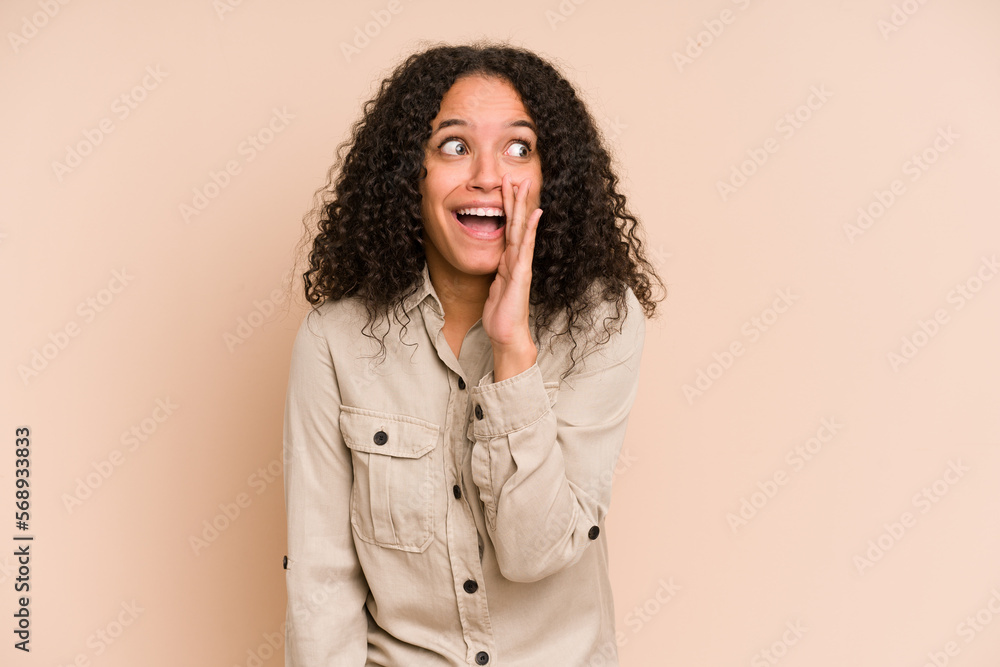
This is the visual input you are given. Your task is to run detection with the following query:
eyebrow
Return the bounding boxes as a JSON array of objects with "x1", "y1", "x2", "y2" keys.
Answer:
[{"x1": 431, "y1": 118, "x2": 537, "y2": 135}]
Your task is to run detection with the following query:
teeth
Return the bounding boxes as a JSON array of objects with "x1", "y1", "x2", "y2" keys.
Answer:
[{"x1": 456, "y1": 207, "x2": 504, "y2": 217}]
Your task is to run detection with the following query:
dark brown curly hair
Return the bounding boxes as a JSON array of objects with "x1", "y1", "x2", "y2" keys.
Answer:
[{"x1": 296, "y1": 40, "x2": 664, "y2": 370}]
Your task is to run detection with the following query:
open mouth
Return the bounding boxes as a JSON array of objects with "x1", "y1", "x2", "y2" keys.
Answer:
[{"x1": 453, "y1": 207, "x2": 506, "y2": 232}]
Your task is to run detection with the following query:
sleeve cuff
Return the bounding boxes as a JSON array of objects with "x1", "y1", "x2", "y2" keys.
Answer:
[{"x1": 468, "y1": 363, "x2": 551, "y2": 437}]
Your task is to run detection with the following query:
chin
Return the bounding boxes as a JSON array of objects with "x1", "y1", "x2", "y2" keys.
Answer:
[
  {"x1": 459, "y1": 257, "x2": 501, "y2": 276},
  {"x1": 448, "y1": 241, "x2": 503, "y2": 275}
]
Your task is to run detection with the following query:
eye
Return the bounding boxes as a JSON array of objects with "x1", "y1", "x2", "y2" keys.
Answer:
[
  {"x1": 440, "y1": 138, "x2": 468, "y2": 156},
  {"x1": 505, "y1": 140, "x2": 532, "y2": 158}
]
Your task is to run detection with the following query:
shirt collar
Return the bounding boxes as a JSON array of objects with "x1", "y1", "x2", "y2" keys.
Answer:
[{"x1": 400, "y1": 261, "x2": 442, "y2": 316}]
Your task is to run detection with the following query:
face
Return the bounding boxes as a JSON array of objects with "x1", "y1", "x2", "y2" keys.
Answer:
[{"x1": 419, "y1": 74, "x2": 542, "y2": 282}]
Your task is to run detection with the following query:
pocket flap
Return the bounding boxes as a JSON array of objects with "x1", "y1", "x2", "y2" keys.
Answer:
[{"x1": 340, "y1": 406, "x2": 440, "y2": 458}]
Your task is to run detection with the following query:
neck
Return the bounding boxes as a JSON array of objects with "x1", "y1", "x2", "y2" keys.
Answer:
[
  {"x1": 427, "y1": 264, "x2": 493, "y2": 325},
  {"x1": 426, "y1": 259, "x2": 493, "y2": 324}
]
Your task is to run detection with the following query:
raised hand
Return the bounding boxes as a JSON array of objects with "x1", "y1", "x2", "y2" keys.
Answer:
[{"x1": 482, "y1": 173, "x2": 543, "y2": 380}]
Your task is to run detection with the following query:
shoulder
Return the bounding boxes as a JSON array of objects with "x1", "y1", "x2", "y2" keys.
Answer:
[
  {"x1": 536, "y1": 282, "x2": 645, "y2": 379},
  {"x1": 583, "y1": 284, "x2": 645, "y2": 365},
  {"x1": 591, "y1": 282, "x2": 644, "y2": 335},
  {"x1": 576, "y1": 280, "x2": 645, "y2": 347},
  {"x1": 293, "y1": 294, "x2": 421, "y2": 367},
  {"x1": 290, "y1": 297, "x2": 370, "y2": 361},
  {"x1": 297, "y1": 296, "x2": 368, "y2": 338}
]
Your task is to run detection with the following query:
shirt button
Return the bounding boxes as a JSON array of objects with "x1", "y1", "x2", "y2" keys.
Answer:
[
  {"x1": 463, "y1": 579, "x2": 478, "y2": 594},
  {"x1": 453, "y1": 484, "x2": 461, "y2": 499},
  {"x1": 588, "y1": 525, "x2": 600, "y2": 540},
  {"x1": 282, "y1": 555, "x2": 288, "y2": 569},
  {"x1": 475, "y1": 651, "x2": 490, "y2": 664},
  {"x1": 458, "y1": 377, "x2": 466, "y2": 390},
  {"x1": 373, "y1": 430, "x2": 388, "y2": 446},
  {"x1": 474, "y1": 405, "x2": 483, "y2": 420}
]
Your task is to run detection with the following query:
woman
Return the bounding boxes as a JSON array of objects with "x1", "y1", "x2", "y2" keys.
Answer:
[{"x1": 283, "y1": 42, "x2": 663, "y2": 666}]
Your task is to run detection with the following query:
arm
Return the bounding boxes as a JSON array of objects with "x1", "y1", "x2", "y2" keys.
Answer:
[
  {"x1": 467, "y1": 293, "x2": 645, "y2": 582},
  {"x1": 283, "y1": 311, "x2": 369, "y2": 665}
]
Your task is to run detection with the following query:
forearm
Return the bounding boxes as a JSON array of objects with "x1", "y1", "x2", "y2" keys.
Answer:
[
  {"x1": 471, "y1": 294, "x2": 646, "y2": 582},
  {"x1": 491, "y1": 335, "x2": 538, "y2": 382},
  {"x1": 469, "y1": 359, "x2": 639, "y2": 582}
]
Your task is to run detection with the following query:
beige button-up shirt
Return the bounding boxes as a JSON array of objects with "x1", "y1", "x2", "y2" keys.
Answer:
[{"x1": 283, "y1": 262, "x2": 645, "y2": 666}]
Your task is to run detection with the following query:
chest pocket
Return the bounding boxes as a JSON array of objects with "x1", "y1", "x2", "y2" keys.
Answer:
[{"x1": 340, "y1": 406, "x2": 440, "y2": 552}]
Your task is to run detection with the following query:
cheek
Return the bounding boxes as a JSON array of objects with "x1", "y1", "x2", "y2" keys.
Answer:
[
  {"x1": 421, "y1": 165, "x2": 458, "y2": 202},
  {"x1": 529, "y1": 172, "x2": 543, "y2": 208},
  {"x1": 523, "y1": 161, "x2": 543, "y2": 199}
]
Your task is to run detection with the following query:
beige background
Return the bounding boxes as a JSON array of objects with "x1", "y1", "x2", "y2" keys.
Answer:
[{"x1": 3, "y1": 0, "x2": 999, "y2": 665}]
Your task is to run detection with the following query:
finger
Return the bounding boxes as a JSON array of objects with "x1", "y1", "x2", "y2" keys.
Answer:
[
  {"x1": 502, "y1": 173, "x2": 514, "y2": 247},
  {"x1": 519, "y1": 208, "x2": 541, "y2": 274},
  {"x1": 512, "y1": 177, "x2": 530, "y2": 249}
]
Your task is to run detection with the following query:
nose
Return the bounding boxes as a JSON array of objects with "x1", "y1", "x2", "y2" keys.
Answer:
[{"x1": 468, "y1": 152, "x2": 503, "y2": 192}]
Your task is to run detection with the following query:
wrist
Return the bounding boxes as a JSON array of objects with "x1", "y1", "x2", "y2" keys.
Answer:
[{"x1": 492, "y1": 336, "x2": 538, "y2": 382}]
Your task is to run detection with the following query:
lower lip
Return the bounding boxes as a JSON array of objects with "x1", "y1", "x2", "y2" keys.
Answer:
[{"x1": 452, "y1": 211, "x2": 505, "y2": 241}]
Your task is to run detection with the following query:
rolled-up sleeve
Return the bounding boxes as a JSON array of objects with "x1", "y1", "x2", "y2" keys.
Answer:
[
  {"x1": 467, "y1": 292, "x2": 645, "y2": 583},
  {"x1": 283, "y1": 311, "x2": 369, "y2": 665}
]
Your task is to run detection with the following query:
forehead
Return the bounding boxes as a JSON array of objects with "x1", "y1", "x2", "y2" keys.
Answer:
[{"x1": 434, "y1": 75, "x2": 533, "y2": 125}]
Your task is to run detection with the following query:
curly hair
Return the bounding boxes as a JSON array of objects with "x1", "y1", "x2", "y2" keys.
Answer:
[{"x1": 296, "y1": 40, "x2": 665, "y2": 372}]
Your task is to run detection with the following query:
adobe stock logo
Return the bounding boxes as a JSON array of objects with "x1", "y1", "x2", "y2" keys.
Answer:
[
  {"x1": 236, "y1": 624, "x2": 286, "y2": 667},
  {"x1": 683, "y1": 288, "x2": 799, "y2": 404},
  {"x1": 51, "y1": 66, "x2": 168, "y2": 182},
  {"x1": 726, "y1": 417, "x2": 844, "y2": 533},
  {"x1": 188, "y1": 458, "x2": 283, "y2": 556},
  {"x1": 918, "y1": 587, "x2": 1000, "y2": 667},
  {"x1": 716, "y1": 85, "x2": 832, "y2": 202},
  {"x1": 671, "y1": 0, "x2": 758, "y2": 73},
  {"x1": 751, "y1": 620, "x2": 807, "y2": 667},
  {"x1": 877, "y1": 0, "x2": 932, "y2": 39},
  {"x1": 54, "y1": 600, "x2": 144, "y2": 666},
  {"x1": 224, "y1": 287, "x2": 288, "y2": 353},
  {"x1": 886, "y1": 254, "x2": 997, "y2": 372},
  {"x1": 179, "y1": 107, "x2": 294, "y2": 223},
  {"x1": 339, "y1": 0, "x2": 410, "y2": 63},
  {"x1": 7, "y1": 0, "x2": 72, "y2": 54},
  {"x1": 17, "y1": 268, "x2": 134, "y2": 385},
  {"x1": 213, "y1": 0, "x2": 248, "y2": 21},
  {"x1": 586, "y1": 576, "x2": 681, "y2": 666},
  {"x1": 852, "y1": 459, "x2": 969, "y2": 575},
  {"x1": 62, "y1": 398, "x2": 179, "y2": 513},
  {"x1": 544, "y1": 0, "x2": 590, "y2": 31},
  {"x1": 843, "y1": 126, "x2": 958, "y2": 243}
]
